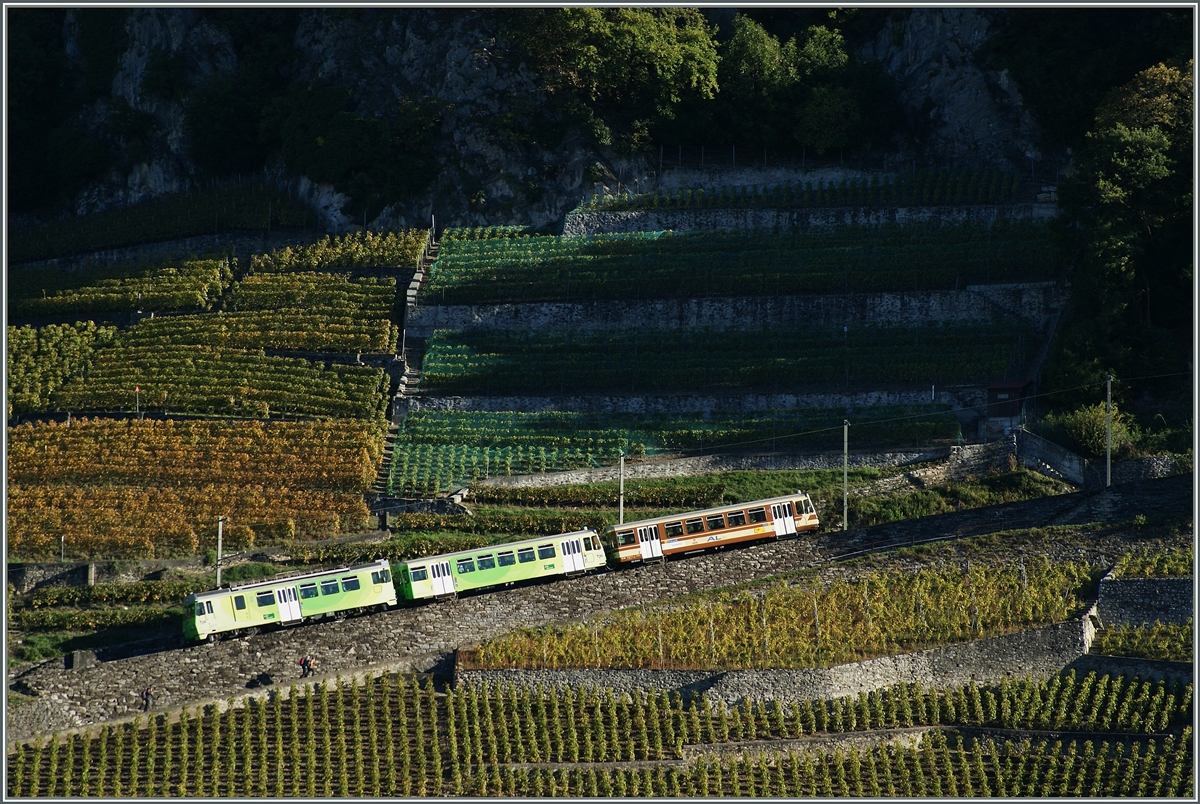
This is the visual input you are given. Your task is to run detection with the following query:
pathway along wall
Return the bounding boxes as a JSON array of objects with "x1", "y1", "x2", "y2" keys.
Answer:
[
  {"x1": 6, "y1": 475, "x2": 1192, "y2": 746},
  {"x1": 561, "y1": 203, "x2": 1060, "y2": 237}
]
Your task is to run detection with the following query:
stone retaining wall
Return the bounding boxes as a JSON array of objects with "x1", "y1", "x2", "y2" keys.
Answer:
[
  {"x1": 405, "y1": 387, "x2": 986, "y2": 417},
  {"x1": 1096, "y1": 574, "x2": 1193, "y2": 627},
  {"x1": 405, "y1": 284, "x2": 1063, "y2": 337},
  {"x1": 455, "y1": 611, "x2": 1096, "y2": 707},
  {"x1": 561, "y1": 204, "x2": 1059, "y2": 237}
]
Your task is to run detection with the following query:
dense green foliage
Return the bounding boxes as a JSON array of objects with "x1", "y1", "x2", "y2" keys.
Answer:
[
  {"x1": 428, "y1": 222, "x2": 1056, "y2": 304},
  {"x1": 420, "y1": 325, "x2": 1030, "y2": 396},
  {"x1": 248, "y1": 230, "x2": 429, "y2": 273},
  {"x1": 1093, "y1": 621, "x2": 1193, "y2": 663},
  {"x1": 1113, "y1": 546, "x2": 1193, "y2": 579},
  {"x1": 7, "y1": 673, "x2": 1192, "y2": 797}
]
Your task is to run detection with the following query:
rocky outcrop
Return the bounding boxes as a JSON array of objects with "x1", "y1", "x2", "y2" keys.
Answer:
[{"x1": 860, "y1": 9, "x2": 1042, "y2": 169}]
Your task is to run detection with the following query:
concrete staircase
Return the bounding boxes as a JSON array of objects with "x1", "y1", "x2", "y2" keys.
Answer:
[{"x1": 369, "y1": 424, "x2": 400, "y2": 499}]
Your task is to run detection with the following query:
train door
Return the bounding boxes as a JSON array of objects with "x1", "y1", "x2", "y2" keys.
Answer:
[
  {"x1": 637, "y1": 525, "x2": 664, "y2": 561},
  {"x1": 275, "y1": 585, "x2": 302, "y2": 622},
  {"x1": 559, "y1": 535, "x2": 586, "y2": 575},
  {"x1": 771, "y1": 502, "x2": 797, "y2": 537},
  {"x1": 431, "y1": 560, "x2": 455, "y2": 597}
]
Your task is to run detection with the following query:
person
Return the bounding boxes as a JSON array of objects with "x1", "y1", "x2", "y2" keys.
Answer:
[
  {"x1": 140, "y1": 686, "x2": 154, "y2": 711},
  {"x1": 300, "y1": 655, "x2": 317, "y2": 678}
]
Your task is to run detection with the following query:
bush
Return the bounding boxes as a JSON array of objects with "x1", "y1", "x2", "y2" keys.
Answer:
[{"x1": 1039, "y1": 402, "x2": 1137, "y2": 460}]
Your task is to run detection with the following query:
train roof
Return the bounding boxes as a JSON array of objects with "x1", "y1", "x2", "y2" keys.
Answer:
[
  {"x1": 602, "y1": 491, "x2": 811, "y2": 532},
  {"x1": 395, "y1": 528, "x2": 597, "y2": 568},
  {"x1": 187, "y1": 558, "x2": 390, "y2": 601}
]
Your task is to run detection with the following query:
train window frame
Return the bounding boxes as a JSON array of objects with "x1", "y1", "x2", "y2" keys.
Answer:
[
  {"x1": 299, "y1": 583, "x2": 319, "y2": 599},
  {"x1": 370, "y1": 569, "x2": 390, "y2": 585},
  {"x1": 748, "y1": 507, "x2": 767, "y2": 523},
  {"x1": 727, "y1": 510, "x2": 747, "y2": 527},
  {"x1": 234, "y1": 595, "x2": 246, "y2": 610},
  {"x1": 616, "y1": 529, "x2": 636, "y2": 546},
  {"x1": 456, "y1": 558, "x2": 476, "y2": 574},
  {"x1": 320, "y1": 579, "x2": 340, "y2": 595},
  {"x1": 497, "y1": 551, "x2": 516, "y2": 567},
  {"x1": 256, "y1": 591, "x2": 276, "y2": 608},
  {"x1": 477, "y1": 554, "x2": 496, "y2": 571},
  {"x1": 342, "y1": 576, "x2": 361, "y2": 592},
  {"x1": 195, "y1": 602, "x2": 205, "y2": 617},
  {"x1": 517, "y1": 548, "x2": 535, "y2": 563},
  {"x1": 685, "y1": 518, "x2": 705, "y2": 534},
  {"x1": 537, "y1": 544, "x2": 556, "y2": 560},
  {"x1": 664, "y1": 521, "x2": 684, "y2": 537},
  {"x1": 410, "y1": 566, "x2": 428, "y2": 582},
  {"x1": 706, "y1": 513, "x2": 726, "y2": 531},
  {"x1": 803, "y1": 498, "x2": 816, "y2": 514}
]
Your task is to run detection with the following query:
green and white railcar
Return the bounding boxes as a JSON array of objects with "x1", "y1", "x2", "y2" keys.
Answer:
[
  {"x1": 183, "y1": 558, "x2": 396, "y2": 642},
  {"x1": 396, "y1": 529, "x2": 605, "y2": 601}
]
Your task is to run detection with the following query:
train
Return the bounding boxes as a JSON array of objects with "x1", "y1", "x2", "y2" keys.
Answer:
[{"x1": 182, "y1": 491, "x2": 818, "y2": 642}]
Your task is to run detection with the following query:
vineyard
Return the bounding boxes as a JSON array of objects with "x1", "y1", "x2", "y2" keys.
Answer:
[
  {"x1": 7, "y1": 672, "x2": 1192, "y2": 797},
  {"x1": 7, "y1": 182, "x2": 315, "y2": 264},
  {"x1": 1113, "y1": 546, "x2": 1194, "y2": 578},
  {"x1": 1092, "y1": 621, "x2": 1194, "y2": 663},
  {"x1": 388, "y1": 408, "x2": 961, "y2": 494},
  {"x1": 111, "y1": 308, "x2": 398, "y2": 354},
  {"x1": 425, "y1": 221, "x2": 1057, "y2": 304},
  {"x1": 420, "y1": 325, "x2": 1031, "y2": 396},
  {"x1": 223, "y1": 272, "x2": 396, "y2": 318},
  {"x1": 8, "y1": 258, "x2": 231, "y2": 317},
  {"x1": 581, "y1": 167, "x2": 1023, "y2": 212},
  {"x1": 248, "y1": 230, "x2": 428, "y2": 273},
  {"x1": 6, "y1": 322, "x2": 118, "y2": 419},
  {"x1": 6, "y1": 418, "x2": 381, "y2": 558},
  {"x1": 462, "y1": 557, "x2": 1098, "y2": 670}
]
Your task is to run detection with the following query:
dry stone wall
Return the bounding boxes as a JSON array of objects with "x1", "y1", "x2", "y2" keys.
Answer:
[
  {"x1": 561, "y1": 204, "x2": 1058, "y2": 237},
  {"x1": 405, "y1": 284, "x2": 1063, "y2": 337},
  {"x1": 1096, "y1": 575, "x2": 1193, "y2": 628},
  {"x1": 456, "y1": 614, "x2": 1096, "y2": 706}
]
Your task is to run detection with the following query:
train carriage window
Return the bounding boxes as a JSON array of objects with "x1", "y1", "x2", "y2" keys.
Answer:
[
  {"x1": 804, "y1": 498, "x2": 816, "y2": 514},
  {"x1": 299, "y1": 583, "x2": 319, "y2": 599},
  {"x1": 517, "y1": 548, "x2": 535, "y2": 563},
  {"x1": 195, "y1": 603, "x2": 205, "y2": 617},
  {"x1": 685, "y1": 518, "x2": 705, "y2": 534},
  {"x1": 727, "y1": 510, "x2": 747, "y2": 527},
  {"x1": 256, "y1": 591, "x2": 275, "y2": 607},
  {"x1": 748, "y1": 507, "x2": 767, "y2": 523},
  {"x1": 456, "y1": 558, "x2": 475, "y2": 574},
  {"x1": 370, "y1": 570, "x2": 390, "y2": 585},
  {"x1": 537, "y1": 544, "x2": 556, "y2": 560},
  {"x1": 664, "y1": 522, "x2": 684, "y2": 538},
  {"x1": 409, "y1": 566, "x2": 428, "y2": 582},
  {"x1": 497, "y1": 551, "x2": 516, "y2": 567},
  {"x1": 477, "y1": 555, "x2": 496, "y2": 571},
  {"x1": 616, "y1": 530, "x2": 636, "y2": 546},
  {"x1": 206, "y1": 601, "x2": 214, "y2": 614},
  {"x1": 234, "y1": 595, "x2": 246, "y2": 610},
  {"x1": 320, "y1": 579, "x2": 340, "y2": 595},
  {"x1": 341, "y1": 576, "x2": 361, "y2": 592},
  {"x1": 706, "y1": 514, "x2": 726, "y2": 531}
]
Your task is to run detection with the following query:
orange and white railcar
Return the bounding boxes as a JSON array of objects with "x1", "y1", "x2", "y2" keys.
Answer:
[{"x1": 602, "y1": 492, "x2": 819, "y2": 564}]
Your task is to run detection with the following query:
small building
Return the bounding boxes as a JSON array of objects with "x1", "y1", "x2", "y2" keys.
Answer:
[{"x1": 980, "y1": 379, "x2": 1033, "y2": 439}]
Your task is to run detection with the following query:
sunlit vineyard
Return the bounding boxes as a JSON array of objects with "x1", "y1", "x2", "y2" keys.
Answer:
[
  {"x1": 223, "y1": 272, "x2": 396, "y2": 318},
  {"x1": 248, "y1": 230, "x2": 428, "y2": 273},
  {"x1": 6, "y1": 322, "x2": 118, "y2": 419},
  {"x1": 7, "y1": 673, "x2": 1191, "y2": 797},
  {"x1": 421, "y1": 325, "x2": 1031, "y2": 396},
  {"x1": 7, "y1": 181, "x2": 315, "y2": 264},
  {"x1": 6, "y1": 418, "x2": 381, "y2": 558},
  {"x1": 1114, "y1": 546, "x2": 1194, "y2": 578},
  {"x1": 581, "y1": 168, "x2": 1022, "y2": 212},
  {"x1": 462, "y1": 558, "x2": 1096, "y2": 670},
  {"x1": 49, "y1": 342, "x2": 386, "y2": 420},
  {"x1": 1093, "y1": 621, "x2": 1194, "y2": 663},
  {"x1": 8, "y1": 258, "x2": 231, "y2": 317},
  {"x1": 426, "y1": 221, "x2": 1055, "y2": 304},
  {"x1": 388, "y1": 408, "x2": 960, "y2": 494}
]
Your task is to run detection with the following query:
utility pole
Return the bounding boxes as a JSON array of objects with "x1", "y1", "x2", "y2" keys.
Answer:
[
  {"x1": 216, "y1": 516, "x2": 225, "y2": 587},
  {"x1": 1105, "y1": 374, "x2": 1113, "y2": 488},
  {"x1": 843, "y1": 420, "x2": 849, "y2": 532},
  {"x1": 618, "y1": 452, "x2": 625, "y2": 525}
]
